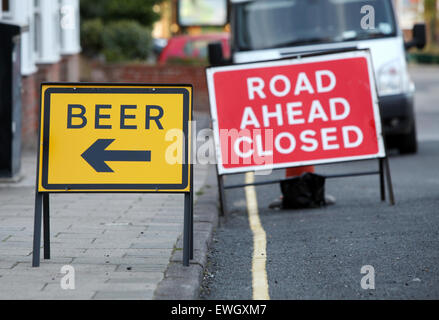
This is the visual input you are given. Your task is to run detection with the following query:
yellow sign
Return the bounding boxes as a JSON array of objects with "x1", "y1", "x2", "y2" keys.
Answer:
[{"x1": 37, "y1": 83, "x2": 192, "y2": 192}]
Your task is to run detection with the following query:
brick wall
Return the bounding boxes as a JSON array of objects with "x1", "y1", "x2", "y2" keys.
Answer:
[
  {"x1": 21, "y1": 74, "x2": 39, "y2": 149},
  {"x1": 60, "y1": 54, "x2": 80, "y2": 82},
  {"x1": 80, "y1": 59, "x2": 210, "y2": 114},
  {"x1": 21, "y1": 56, "x2": 210, "y2": 149}
]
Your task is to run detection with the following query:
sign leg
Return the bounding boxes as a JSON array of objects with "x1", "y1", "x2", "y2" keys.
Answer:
[
  {"x1": 32, "y1": 192, "x2": 43, "y2": 267},
  {"x1": 189, "y1": 164, "x2": 194, "y2": 260},
  {"x1": 217, "y1": 173, "x2": 227, "y2": 216},
  {"x1": 183, "y1": 192, "x2": 191, "y2": 266},
  {"x1": 384, "y1": 157, "x2": 395, "y2": 205},
  {"x1": 379, "y1": 158, "x2": 386, "y2": 201},
  {"x1": 190, "y1": 191, "x2": 194, "y2": 260},
  {"x1": 43, "y1": 193, "x2": 50, "y2": 259}
]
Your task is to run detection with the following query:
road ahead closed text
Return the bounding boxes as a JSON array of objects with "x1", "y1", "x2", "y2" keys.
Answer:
[{"x1": 207, "y1": 51, "x2": 385, "y2": 174}]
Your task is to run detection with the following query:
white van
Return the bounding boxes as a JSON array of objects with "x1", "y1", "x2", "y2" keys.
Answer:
[{"x1": 209, "y1": 0, "x2": 426, "y2": 154}]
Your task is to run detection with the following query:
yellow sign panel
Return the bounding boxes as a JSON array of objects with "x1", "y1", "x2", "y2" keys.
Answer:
[{"x1": 37, "y1": 83, "x2": 192, "y2": 192}]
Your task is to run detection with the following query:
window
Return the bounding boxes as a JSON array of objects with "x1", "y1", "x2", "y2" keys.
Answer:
[
  {"x1": 183, "y1": 40, "x2": 210, "y2": 59},
  {"x1": 2, "y1": 0, "x2": 10, "y2": 11},
  {"x1": 178, "y1": 0, "x2": 228, "y2": 26},
  {"x1": 1, "y1": 0, "x2": 12, "y2": 18},
  {"x1": 235, "y1": 0, "x2": 397, "y2": 51}
]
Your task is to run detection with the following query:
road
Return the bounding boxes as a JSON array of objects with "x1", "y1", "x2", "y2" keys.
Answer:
[{"x1": 200, "y1": 64, "x2": 439, "y2": 300}]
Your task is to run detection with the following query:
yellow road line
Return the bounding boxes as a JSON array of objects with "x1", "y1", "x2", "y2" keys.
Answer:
[{"x1": 245, "y1": 172, "x2": 270, "y2": 300}]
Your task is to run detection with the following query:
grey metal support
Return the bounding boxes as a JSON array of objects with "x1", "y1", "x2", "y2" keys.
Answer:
[
  {"x1": 379, "y1": 158, "x2": 386, "y2": 201},
  {"x1": 384, "y1": 157, "x2": 395, "y2": 205},
  {"x1": 43, "y1": 193, "x2": 50, "y2": 259},
  {"x1": 32, "y1": 192, "x2": 43, "y2": 267},
  {"x1": 183, "y1": 192, "x2": 191, "y2": 267},
  {"x1": 189, "y1": 163, "x2": 194, "y2": 260},
  {"x1": 217, "y1": 173, "x2": 227, "y2": 216}
]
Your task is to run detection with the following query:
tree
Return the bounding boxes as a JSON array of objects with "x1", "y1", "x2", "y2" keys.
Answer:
[
  {"x1": 80, "y1": 0, "x2": 164, "y2": 62},
  {"x1": 424, "y1": 0, "x2": 438, "y2": 49}
]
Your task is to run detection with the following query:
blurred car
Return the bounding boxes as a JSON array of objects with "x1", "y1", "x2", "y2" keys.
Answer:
[
  {"x1": 158, "y1": 33, "x2": 230, "y2": 64},
  {"x1": 152, "y1": 37, "x2": 169, "y2": 56}
]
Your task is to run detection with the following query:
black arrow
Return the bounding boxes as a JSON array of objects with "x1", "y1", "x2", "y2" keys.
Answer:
[{"x1": 81, "y1": 139, "x2": 151, "y2": 172}]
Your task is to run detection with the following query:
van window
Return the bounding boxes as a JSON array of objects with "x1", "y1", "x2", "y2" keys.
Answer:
[
  {"x1": 183, "y1": 39, "x2": 210, "y2": 59},
  {"x1": 234, "y1": 0, "x2": 397, "y2": 51}
]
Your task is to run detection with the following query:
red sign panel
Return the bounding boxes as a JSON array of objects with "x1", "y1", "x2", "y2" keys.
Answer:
[{"x1": 207, "y1": 51, "x2": 385, "y2": 174}]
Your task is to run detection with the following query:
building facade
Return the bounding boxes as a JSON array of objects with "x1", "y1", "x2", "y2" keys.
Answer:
[
  {"x1": 394, "y1": 0, "x2": 425, "y2": 30},
  {"x1": 1, "y1": 0, "x2": 81, "y2": 149}
]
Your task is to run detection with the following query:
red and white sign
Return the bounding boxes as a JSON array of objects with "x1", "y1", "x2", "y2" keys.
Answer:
[{"x1": 206, "y1": 51, "x2": 385, "y2": 175}]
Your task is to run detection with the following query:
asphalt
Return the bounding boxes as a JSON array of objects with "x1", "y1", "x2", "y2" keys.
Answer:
[
  {"x1": 200, "y1": 141, "x2": 439, "y2": 300},
  {"x1": 200, "y1": 64, "x2": 439, "y2": 300}
]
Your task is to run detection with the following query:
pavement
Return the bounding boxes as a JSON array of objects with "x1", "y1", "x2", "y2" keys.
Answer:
[{"x1": 0, "y1": 115, "x2": 220, "y2": 300}]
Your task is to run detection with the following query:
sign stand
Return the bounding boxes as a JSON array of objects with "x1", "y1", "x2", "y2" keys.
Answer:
[
  {"x1": 32, "y1": 181, "x2": 194, "y2": 267},
  {"x1": 217, "y1": 168, "x2": 227, "y2": 217},
  {"x1": 206, "y1": 50, "x2": 396, "y2": 215},
  {"x1": 32, "y1": 83, "x2": 194, "y2": 268},
  {"x1": 183, "y1": 163, "x2": 194, "y2": 266},
  {"x1": 383, "y1": 157, "x2": 395, "y2": 205},
  {"x1": 43, "y1": 193, "x2": 50, "y2": 259},
  {"x1": 190, "y1": 163, "x2": 194, "y2": 260},
  {"x1": 32, "y1": 192, "x2": 42, "y2": 267}
]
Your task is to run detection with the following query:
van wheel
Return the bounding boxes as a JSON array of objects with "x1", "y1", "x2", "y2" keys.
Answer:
[{"x1": 398, "y1": 123, "x2": 418, "y2": 154}]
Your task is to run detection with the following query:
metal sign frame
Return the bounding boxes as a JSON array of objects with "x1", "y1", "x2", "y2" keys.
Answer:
[
  {"x1": 32, "y1": 83, "x2": 194, "y2": 267},
  {"x1": 205, "y1": 49, "x2": 395, "y2": 215}
]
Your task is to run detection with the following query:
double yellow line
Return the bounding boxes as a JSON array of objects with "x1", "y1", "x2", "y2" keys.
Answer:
[{"x1": 244, "y1": 172, "x2": 270, "y2": 300}]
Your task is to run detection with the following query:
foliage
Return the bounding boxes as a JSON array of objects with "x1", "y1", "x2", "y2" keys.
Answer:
[
  {"x1": 80, "y1": 18, "x2": 104, "y2": 57},
  {"x1": 424, "y1": 0, "x2": 438, "y2": 51},
  {"x1": 80, "y1": 0, "x2": 163, "y2": 62},
  {"x1": 102, "y1": 20, "x2": 152, "y2": 62},
  {"x1": 80, "y1": 0, "x2": 162, "y2": 26}
]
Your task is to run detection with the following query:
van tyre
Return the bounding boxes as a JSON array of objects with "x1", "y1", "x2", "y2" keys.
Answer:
[{"x1": 398, "y1": 123, "x2": 418, "y2": 154}]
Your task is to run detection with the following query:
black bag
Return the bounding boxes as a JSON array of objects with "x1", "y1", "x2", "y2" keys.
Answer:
[{"x1": 280, "y1": 172, "x2": 326, "y2": 209}]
